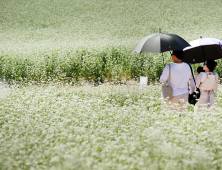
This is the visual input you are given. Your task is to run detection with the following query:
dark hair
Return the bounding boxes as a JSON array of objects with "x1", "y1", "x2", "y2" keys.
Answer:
[
  {"x1": 172, "y1": 50, "x2": 184, "y2": 60},
  {"x1": 196, "y1": 66, "x2": 205, "y2": 73},
  {"x1": 205, "y1": 59, "x2": 217, "y2": 72}
]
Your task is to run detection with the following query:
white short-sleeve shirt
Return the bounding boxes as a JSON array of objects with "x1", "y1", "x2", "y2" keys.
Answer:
[{"x1": 160, "y1": 62, "x2": 194, "y2": 96}]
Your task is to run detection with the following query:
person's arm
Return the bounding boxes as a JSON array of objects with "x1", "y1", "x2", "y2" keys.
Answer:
[
  {"x1": 160, "y1": 65, "x2": 169, "y2": 83},
  {"x1": 215, "y1": 73, "x2": 219, "y2": 91},
  {"x1": 190, "y1": 79, "x2": 195, "y2": 94},
  {"x1": 188, "y1": 65, "x2": 196, "y2": 93},
  {"x1": 160, "y1": 78, "x2": 166, "y2": 83},
  {"x1": 196, "y1": 73, "x2": 203, "y2": 88}
]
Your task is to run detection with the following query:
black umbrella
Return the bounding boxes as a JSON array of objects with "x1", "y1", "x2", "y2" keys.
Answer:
[
  {"x1": 183, "y1": 38, "x2": 222, "y2": 64},
  {"x1": 133, "y1": 31, "x2": 190, "y2": 65}
]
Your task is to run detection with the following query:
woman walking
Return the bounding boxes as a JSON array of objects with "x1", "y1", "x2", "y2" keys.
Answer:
[{"x1": 196, "y1": 59, "x2": 219, "y2": 108}]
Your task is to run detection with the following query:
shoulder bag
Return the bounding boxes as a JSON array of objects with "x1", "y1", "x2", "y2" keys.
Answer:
[
  {"x1": 162, "y1": 64, "x2": 173, "y2": 100},
  {"x1": 188, "y1": 64, "x2": 200, "y2": 105}
]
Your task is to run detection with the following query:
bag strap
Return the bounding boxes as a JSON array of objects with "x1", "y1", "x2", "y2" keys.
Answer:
[
  {"x1": 213, "y1": 72, "x2": 217, "y2": 81},
  {"x1": 213, "y1": 72, "x2": 218, "y2": 95},
  {"x1": 188, "y1": 63, "x2": 196, "y2": 86},
  {"x1": 168, "y1": 64, "x2": 171, "y2": 85}
]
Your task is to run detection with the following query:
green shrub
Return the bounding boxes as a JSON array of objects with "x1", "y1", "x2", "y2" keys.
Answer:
[{"x1": 0, "y1": 48, "x2": 221, "y2": 84}]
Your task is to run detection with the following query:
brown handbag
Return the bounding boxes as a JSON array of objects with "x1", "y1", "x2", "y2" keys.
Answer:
[{"x1": 162, "y1": 64, "x2": 173, "y2": 100}]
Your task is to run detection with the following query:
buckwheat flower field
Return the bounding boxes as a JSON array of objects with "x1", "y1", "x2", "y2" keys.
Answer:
[
  {"x1": 1, "y1": 0, "x2": 222, "y2": 169},
  {"x1": 1, "y1": 0, "x2": 222, "y2": 83},
  {"x1": 1, "y1": 82, "x2": 222, "y2": 169}
]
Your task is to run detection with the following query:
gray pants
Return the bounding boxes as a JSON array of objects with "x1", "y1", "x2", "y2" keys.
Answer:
[{"x1": 197, "y1": 90, "x2": 216, "y2": 107}]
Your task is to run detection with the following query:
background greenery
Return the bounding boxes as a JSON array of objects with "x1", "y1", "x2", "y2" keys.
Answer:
[{"x1": 1, "y1": 0, "x2": 222, "y2": 83}]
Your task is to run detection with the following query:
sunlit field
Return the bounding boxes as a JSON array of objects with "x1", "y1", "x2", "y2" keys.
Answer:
[
  {"x1": 1, "y1": 82, "x2": 222, "y2": 169},
  {"x1": 1, "y1": 0, "x2": 222, "y2": 169}
]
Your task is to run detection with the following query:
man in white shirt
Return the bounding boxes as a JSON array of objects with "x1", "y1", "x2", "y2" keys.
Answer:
[{"x1": 160, "y1": 51, "x2": 195, "y2": 110}]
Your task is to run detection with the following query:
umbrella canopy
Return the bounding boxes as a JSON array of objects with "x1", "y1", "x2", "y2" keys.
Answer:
[
  {"x1": 183, "y1": 38, "x2": 222, "y2": 64},
  {"x1": 133, "y1": 33, "x2": 190, "y2": 53}
]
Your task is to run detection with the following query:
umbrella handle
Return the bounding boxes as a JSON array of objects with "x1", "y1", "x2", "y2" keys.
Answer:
[
  {"x1": 201, "y1": 46, "x2": 206, "y2": 63},
  {"x1": 162, "y1": 53, "x2": 165, "y2": 67}
]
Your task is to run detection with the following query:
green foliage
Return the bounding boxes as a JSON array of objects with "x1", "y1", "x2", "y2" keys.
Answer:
[
  {"x1": 0, "y1": 48, "x2": 174, "y2": 83},
  {"x1": 0, "y1": 0, "x2": 222, "y2": 83},
  {"x1": 1, "y1": 48, "x2": 221, "y2": 84}
]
